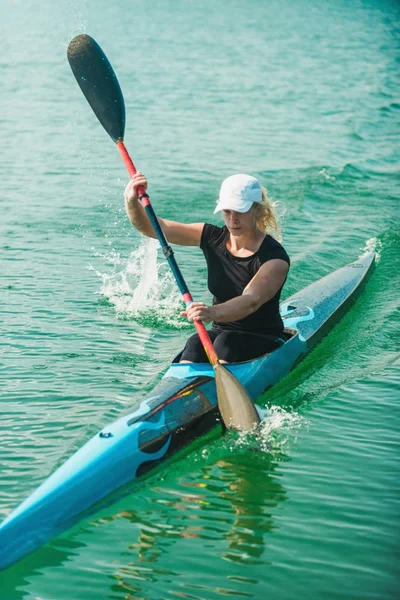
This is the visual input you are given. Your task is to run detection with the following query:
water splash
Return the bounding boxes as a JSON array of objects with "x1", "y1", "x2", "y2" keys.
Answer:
[
  {"x1": 89, "y1": 239, "x2": 190, "y2": 329},
  {"x1": 318, "y1": 167, "x2": 336, "y2": 182},
  {"x1": 363, "y1": 237, "x2": 382, "y2": 262},
  {"x1": 224, "y1": 406, "x2": 306, "y2": 455}
]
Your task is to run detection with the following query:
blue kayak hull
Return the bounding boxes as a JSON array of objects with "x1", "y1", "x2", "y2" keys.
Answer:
[{"x1": 0, "y1": 252, "x2": 375, "y2": 570}]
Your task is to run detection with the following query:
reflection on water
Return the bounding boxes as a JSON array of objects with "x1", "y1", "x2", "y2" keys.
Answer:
[
  {"x1": 102, "y1": 439, "x2": 291, "y2": 598},
  {"x1": 219, "y1": 456, "x2": 286, "y2": 564}
]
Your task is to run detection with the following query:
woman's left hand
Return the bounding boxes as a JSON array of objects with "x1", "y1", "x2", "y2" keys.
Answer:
[{"x1": 181, "y1": 302, "x2": 217, "y2": 323}]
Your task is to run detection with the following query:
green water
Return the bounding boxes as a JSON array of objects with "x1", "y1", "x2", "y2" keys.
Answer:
[{"x1": 1, "y1": 0, "x2": 399, "y2": 598}]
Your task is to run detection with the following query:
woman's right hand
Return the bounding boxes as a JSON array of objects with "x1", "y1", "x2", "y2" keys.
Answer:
[{"x1": 124, "y1": 172, "x2": 148, "y2": 204}]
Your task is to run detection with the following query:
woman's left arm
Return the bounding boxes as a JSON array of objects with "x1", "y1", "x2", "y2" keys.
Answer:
[{"x1": 183, "y1": 259, "x2": 289, "y2": 323}]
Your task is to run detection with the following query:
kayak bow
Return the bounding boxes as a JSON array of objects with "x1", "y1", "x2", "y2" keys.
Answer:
[{"x1": 0, "y1": 251, "x2": 374, "y2": 571}]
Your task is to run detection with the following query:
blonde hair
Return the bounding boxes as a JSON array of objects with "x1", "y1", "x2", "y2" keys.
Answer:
[{"x1": 255, "y1": 186, "x2": 283, "y2": 241}]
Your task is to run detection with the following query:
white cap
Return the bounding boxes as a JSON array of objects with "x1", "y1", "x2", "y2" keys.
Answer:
[{"x1": 214, "y1": 174, "x2": 262, "y2": 214}]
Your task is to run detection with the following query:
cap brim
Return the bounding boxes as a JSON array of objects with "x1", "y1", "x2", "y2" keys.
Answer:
[{"x1": 214, "y1": 200, "x2": 254, "y2": 214}]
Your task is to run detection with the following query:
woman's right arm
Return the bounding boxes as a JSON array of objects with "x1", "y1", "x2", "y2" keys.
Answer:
[{"x1": 124, "y1": 173, "x2": 204, "y2": 247}]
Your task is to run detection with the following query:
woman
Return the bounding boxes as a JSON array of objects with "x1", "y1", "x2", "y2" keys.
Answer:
[{"x1": 124, "y1": 173, "x2": 290, "y2": 363}]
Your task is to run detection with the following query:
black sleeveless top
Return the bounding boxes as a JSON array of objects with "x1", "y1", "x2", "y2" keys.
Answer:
[{"x1": 200, "y1": 224, "x2": 290, "y2": 335}]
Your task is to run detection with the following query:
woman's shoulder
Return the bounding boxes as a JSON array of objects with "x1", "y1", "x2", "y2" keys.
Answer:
[
  {"x1": 259, "y1": 235, "x2": 290, "y2": 265},
  {"x1": 200, "y1": 223, "x2": 228, "y2": 249}
]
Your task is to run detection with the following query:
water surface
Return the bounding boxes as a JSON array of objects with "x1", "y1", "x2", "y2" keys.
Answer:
[{"x1": 1, "y1": 0, "x2": 399, "y2": 598}]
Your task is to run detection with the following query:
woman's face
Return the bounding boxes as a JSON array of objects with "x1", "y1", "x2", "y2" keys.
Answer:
[{"x1": 221, "y1": 204, "x2": 258, "y2": 235}]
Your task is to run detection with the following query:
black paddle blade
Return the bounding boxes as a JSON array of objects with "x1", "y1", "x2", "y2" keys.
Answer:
[{"x1": 67, "y1": 34, "x2": 125, "y2": 143}]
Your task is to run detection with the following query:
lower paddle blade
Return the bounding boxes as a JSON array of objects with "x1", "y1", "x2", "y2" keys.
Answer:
[
  {"x1": 67, "y1": 34, "x2": 125, "y2": 143},
  {"x1": 214, "y1": 362, "x2": 260, "y2": 432}
]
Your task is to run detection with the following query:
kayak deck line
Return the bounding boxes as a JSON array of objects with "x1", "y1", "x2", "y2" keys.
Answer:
[{"x1": 0, "y1": 252, "x2": 375, "y2": 571}]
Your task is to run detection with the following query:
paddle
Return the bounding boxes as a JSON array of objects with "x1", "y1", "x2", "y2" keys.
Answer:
[{"x1": 67, "y1": 34, "x2": 260, "y2": 432}]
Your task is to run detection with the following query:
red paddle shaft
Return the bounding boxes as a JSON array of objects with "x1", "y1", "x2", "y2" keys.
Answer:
[{"x1": 117, "y1": 140, "x2": 219, "y2": 365}]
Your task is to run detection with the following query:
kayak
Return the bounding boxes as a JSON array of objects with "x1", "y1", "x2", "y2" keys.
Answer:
[{"x1": 0, "y1": 251, "x2": 374, "y2": 571}]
